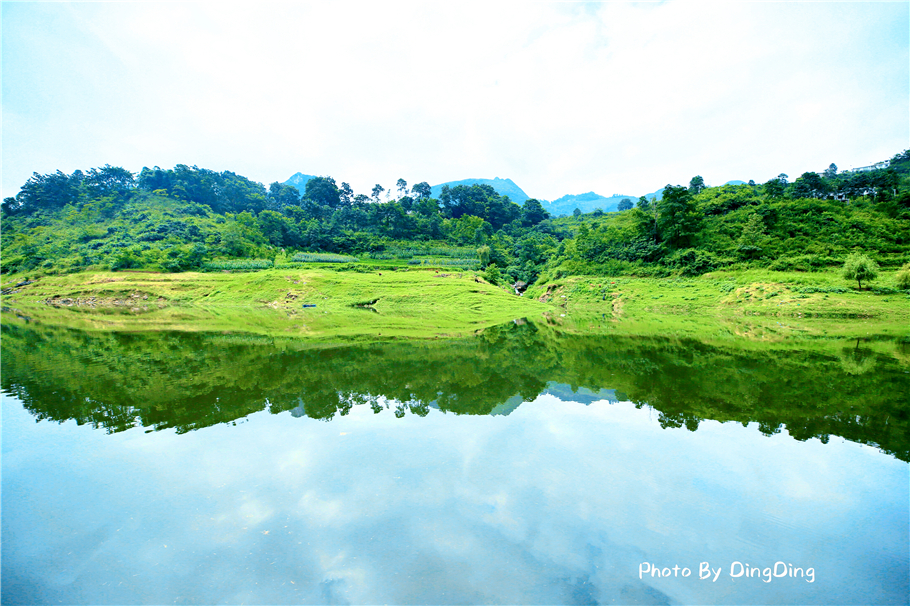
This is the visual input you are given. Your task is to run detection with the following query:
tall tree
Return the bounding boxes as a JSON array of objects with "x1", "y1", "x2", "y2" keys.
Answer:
[
  {"x1": 304, "y1": 177, "x2": 341, "y2": 209},
  {"x1": 521, "y1": 198, "x2": 550, "y2": 226},
  {"x1": 339, "y1": 182, "x2": 354, "y2": 206},
  {"x1": 688, "y1": 176, "x2": 706, "y2": 194},
  {"x1": 411, "y1": 182, "x2": 431, "y2": 200},
  {"x1": 763, "y1": 177, "x2": 786, "y2": 198},
  {"x1": 657, "y1": 185, "x2": 700, "y2": 248},
  {"x1": 792, "y1": 172, "x2": 828, "y2": 199},
  {"x1": 736, "y1": 213, "x2": 767, "y2": 259}
]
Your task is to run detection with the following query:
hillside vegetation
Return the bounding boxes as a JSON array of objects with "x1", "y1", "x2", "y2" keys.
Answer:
[{"x1": 3, "y1": 152, "x2": 909, "y2": 297}]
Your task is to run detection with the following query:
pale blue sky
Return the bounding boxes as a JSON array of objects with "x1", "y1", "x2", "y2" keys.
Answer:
[
  {"x1": 3, "y1": 391, "x2": 907, "y2": 604},
  {"x1": 3, "y1": 1, "x2": 908, "y2": 201}
]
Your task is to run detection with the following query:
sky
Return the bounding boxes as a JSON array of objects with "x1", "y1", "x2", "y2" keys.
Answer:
[
  {"x1": 2, "y1": 1, "x2": 908, "y2": 202},
  {"x1": 4, "y1": 388, "x2": 907, "y2": 604}
]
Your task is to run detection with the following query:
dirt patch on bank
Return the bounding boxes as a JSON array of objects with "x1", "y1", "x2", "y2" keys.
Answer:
[{"x1": 611, "y1": 294, "x2": 625, "y2": 319}]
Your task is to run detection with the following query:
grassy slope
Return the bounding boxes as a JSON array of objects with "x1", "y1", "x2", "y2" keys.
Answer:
[
  {"x1": 525, "y1": 268, "x2": 910, "y2": 340},
  {"x1": 0, "y1": 268, "x2": 548, "y2": 339},
  {"x1": 3, "y1": 266, "x2": 907, "y2": 341}
]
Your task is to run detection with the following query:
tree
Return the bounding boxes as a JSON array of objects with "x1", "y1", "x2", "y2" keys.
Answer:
[
  {"x1": 688, "y1": 176, "x2": 706, "y2": 195},
  {"x1": 521, "y1": 198, "x2": 549, "y2": 226},
  {"x1": 573, "y1": 208, "x2": 582, "y2": 218},
  {"x1": 86, "y1": 165, "x2": 135, "y2": 197},
  {"x1": 792, "y1": 172, "x2": 828, "y2": 199},
  {"x1": 777, "y1": 173, "x2": 789, "y2": 184},
  {"x1": 636, "y1": 196, "x2": 651, "y2": 211},
  {"x1": 477, "y1": 245, "x2": 491, "y2": 266},
  {"x1": 411, "y1": 181, "x2": 431, "y2": 200},
  {"x1": 842, "y1": 252, "x2": 879, "y2": 289},
  {"x1": 339, "y1": 182, "x2": 354, "y2": 206},
  {"x1": 824, "y1": 163, "x2": 838, "y2": 179},
  {"x1": 268, "y1": 182, "x2": 300, "y2": 209},
  {"x1": 617, "y1": 198, "x2": 633, "y2": 211},
  {"x1": 763, "y1": 177, "x2": 786, "y2": 198},
  {"x1": 657, "y1": 185, "x2": 700, "y2": 248},
  {"x1": 396, "y1": 178, "x2": 408, "y2": 197},
  {"x1": 737, "y1": 213, "x2": 767, "y2": 259},
  {"x1": 304, "y1": 176, "x2": 340, "y2": 209},
  {"x1": 371, "y1": 184, "x2": 385, "y2": 203}
]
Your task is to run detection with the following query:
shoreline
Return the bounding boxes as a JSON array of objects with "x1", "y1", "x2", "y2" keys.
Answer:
[{"x1": 1, "y1": 267, "x2": 908, "y2": 341}]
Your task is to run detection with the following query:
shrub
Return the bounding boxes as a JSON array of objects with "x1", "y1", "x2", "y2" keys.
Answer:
[
  {"x1": 482, "y1": 264, "x2": 502, "y2": 285},
  {"x1": 895, "y1": 263, "x2": 910, "y2": 290},
  {"x1": 664, "y1": 249, "x2": 720, "y2": 276}
]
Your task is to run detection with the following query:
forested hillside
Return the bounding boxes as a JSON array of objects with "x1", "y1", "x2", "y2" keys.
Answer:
[{"x1": 3, "y1": 152, "x2": 909, "y2": 287}]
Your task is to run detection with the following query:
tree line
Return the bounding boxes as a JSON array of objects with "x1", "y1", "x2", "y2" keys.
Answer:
[{"x1": 2, "y1": 150, "x2": 909, "y2": 284}]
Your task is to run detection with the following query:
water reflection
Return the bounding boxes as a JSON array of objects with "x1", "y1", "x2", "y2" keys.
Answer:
[
  {"x1": 2, "y1": 320, "x2": 908, "y2": 460},
  {"x1": 2, "y1": 320, "x2": 908, "y2": 605}
]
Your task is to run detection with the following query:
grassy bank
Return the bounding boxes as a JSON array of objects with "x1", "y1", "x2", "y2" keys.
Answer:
[
  {"x1": 525, "y1": 268, "x2": 910, "y2": 340},
  {"x1": 0, "y1": 268, "x2": 546, "y2": 339},
  {"x1": 2, "y1": 267, "x2": 908, "y2": 340}
]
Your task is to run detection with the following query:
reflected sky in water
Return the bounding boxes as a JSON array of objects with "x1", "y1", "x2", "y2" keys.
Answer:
[{"x1": 3, "y1": 387, "x2": 906, "y2": 605}]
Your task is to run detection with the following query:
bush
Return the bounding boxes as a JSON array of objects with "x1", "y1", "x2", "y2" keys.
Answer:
[
  {"x1": 895, "y1": 263, "x2": 910, "y2": 290},
  {"x1": 482, "y1": 264, "x2": 502, "y2": 285},
  {"x1": 664, "y1": 249, "x2": 721, "y2": 276}
]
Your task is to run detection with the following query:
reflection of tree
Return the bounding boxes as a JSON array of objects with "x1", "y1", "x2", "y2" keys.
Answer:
[
  {"x1": 2, "y1": 321, "x2": 909, "y2": 461},
  {"x1": 838, "y1": 341, "x2": 877, "y2": 375}
]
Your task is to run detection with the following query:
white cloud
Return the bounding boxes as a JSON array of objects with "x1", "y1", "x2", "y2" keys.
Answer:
[{"x1": 3, "y1": 1, "x2": 907, "y2": 200}]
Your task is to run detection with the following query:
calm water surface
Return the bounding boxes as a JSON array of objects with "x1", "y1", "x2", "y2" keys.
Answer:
[{"x1": 1, "y1": 320, "x2": 908, "y2": 605}]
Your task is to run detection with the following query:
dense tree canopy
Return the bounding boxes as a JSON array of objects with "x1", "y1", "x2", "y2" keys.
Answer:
[{"x1": 3, "y1": 150, "x2": 909, "y2": 285}]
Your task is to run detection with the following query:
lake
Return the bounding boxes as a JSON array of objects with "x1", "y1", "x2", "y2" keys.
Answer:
[{"x1": 1, "y1": 319, "x2": 908, "y2": 605}]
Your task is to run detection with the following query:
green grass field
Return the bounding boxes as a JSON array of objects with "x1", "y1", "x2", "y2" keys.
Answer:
[
  {"x1": 0, "y1": 267, "x2": 545, "y2": 339},
  {"x1": 525, "y1": 268, "x2": 910, "y2": 340},
  {"x1": 2, "y1": 266, "x2": 907, "y2": 341}
]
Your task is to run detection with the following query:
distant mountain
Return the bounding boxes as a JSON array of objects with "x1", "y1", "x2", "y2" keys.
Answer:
[
  {"x1": 283, "y1": 172, "x2": 317, "y2": 194},
  {"x1": 543, "y1": 382, "x2": 623, "y2": 405},
  {"x1": 641, "y1": 187, "x2": 663, "y2": 202},
  {"x1": 542, "y1": 192, "x2": 637, "y2": 217},
  {"x1": 430, "y1": 178, "x2": 530, "y2": 204}
]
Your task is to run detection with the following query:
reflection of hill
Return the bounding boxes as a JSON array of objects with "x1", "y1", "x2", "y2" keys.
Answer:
[
  {"x1": 2, "y1": 321, "x2": 908, "y2": 460},
  {"x1": 544, "y1": 383, "x2": 620, "y2": 405}
]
